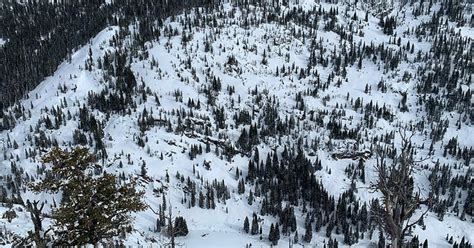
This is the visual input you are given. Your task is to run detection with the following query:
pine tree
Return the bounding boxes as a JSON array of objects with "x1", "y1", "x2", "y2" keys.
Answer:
[
  {"x1": 238, "y1": 179, "x2": 245, "y2": 194},
  {"x1": 251, "y1": 214, "x2": 259, "y2": 235},
  {"x1": 304, "y1": 222, "x2": 312, "y2": 243},
  {"x1": 248, "y1": 190, "x2": 254, "y2": 205},
  {"x1": 30, "y1": 147, "x2": 146, "y2": 246},
  {"x1": 199, "y1": 191, "x2": 205, "y2": 208},
  {"x1": 275, "y1": 223, "x2": 280, "y2": 242},
  {"x1": 244, "y1": 216, "x2": 250, "y2": 233},
  {"x1": 173, "y1": 216, "x2": 189, "y2": 237},
  {"x1": 269, "y1": 223, "x2": 275, "y2": 244}
]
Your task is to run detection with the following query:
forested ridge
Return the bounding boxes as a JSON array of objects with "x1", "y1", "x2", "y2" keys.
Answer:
[{"x1": 0, "y1": 0, "x2": 214, "y2": 110}]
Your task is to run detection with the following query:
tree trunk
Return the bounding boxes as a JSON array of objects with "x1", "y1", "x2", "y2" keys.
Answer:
[
  {"x1": 168, "y1": 207, "x2": 175, "y2": 248},
  {"x1": 26, "y1": 200, "x2": 46, "y2": 248},
  {"x1": 392, "y1": 237, "x2": 398, "y2": 248}
]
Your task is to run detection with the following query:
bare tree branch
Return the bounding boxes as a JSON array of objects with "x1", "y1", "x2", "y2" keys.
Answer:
[{"x1": 371, "y1": 128, "x2": 432, "y2": 248}]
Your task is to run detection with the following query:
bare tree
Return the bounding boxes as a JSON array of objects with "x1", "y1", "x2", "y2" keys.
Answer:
[
  {"x1": 148, "y1": 202, "x2": 188, "y2": 248},
  {"x1": 24, "y1": 199, "x2": 51, "y2": 248},
  {"x1": 165, "y1": 207, "x2": 177, "y2": 248},
  {"x1": 371, "y1": 129, "x2": 430, "y2": 248}
]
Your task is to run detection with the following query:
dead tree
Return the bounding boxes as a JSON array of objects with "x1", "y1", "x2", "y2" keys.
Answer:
[
  {"x1": 163, "y1": 206, "x2": 189, "y2": 248},
  {"x1": 148, "y1": 201, "x2": 188, "y2": 248},
  {"x1": 166, "y1": 207, "x2": 177, "y2": 248},
  {"x1": 25, "y1": 199, "x2": 47, "y2": 248},
  {"x1": 371, "y1": 129, "x2": 430, "y2": 248}
]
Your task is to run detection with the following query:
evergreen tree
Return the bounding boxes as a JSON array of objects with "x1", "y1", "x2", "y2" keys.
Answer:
[
  {"x1": 304, "y1": 222, "x2": 312, "y2": 243},
  {"x1": 248, "y1": 190, "x2": 254, "y2": 205},
  {"x1": 31, "y1": 147, "x2": 146, "y2": 246},
  {"x1": 269, "y1": 223, "x2": 275, "y2": 244},
  {"x1": 173, "y1": 216, "x2": 189, "y2": 237},
  {"x1": 244, "y1": 216, "x2": 250, "y2": 233},
  {"x1": 251, "y1": 214, "x2": 259, "y2": 235}
]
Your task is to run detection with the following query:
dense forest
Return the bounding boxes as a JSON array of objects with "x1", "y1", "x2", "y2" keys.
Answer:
[{"x1": 0, "y1": 0, "x2": 215, "y2": 109}]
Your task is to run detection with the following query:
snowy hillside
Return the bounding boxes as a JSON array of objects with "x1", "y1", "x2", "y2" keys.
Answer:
[{"x1": 0, "y1": 0, "x2": 472, "y2": 247}]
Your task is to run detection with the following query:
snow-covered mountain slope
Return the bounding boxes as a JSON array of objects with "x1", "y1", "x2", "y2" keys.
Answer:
[{"x1": 0, "y1": 0, "x2": 473, "y2": 247}]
